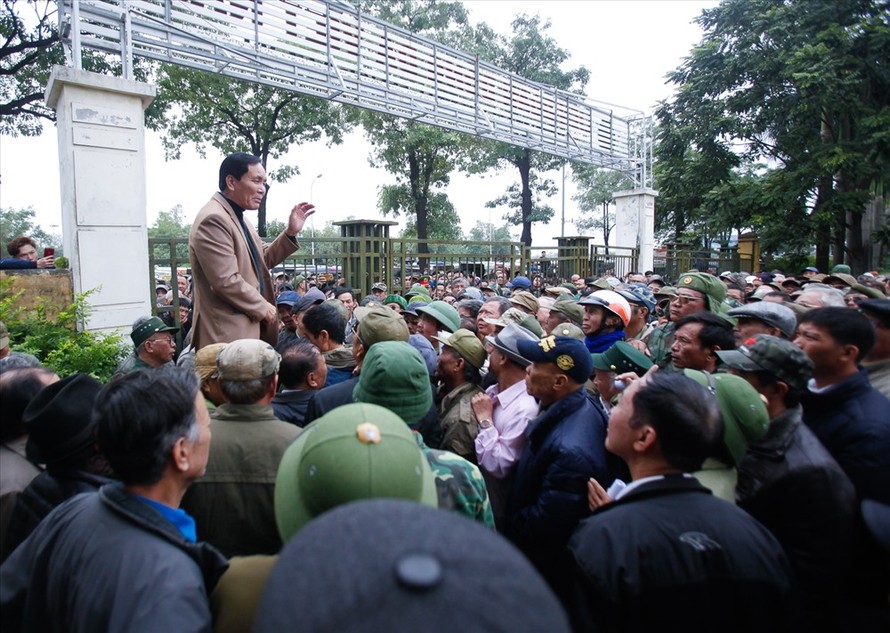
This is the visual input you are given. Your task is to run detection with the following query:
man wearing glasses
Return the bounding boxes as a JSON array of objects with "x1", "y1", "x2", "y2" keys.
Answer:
[
  {"x1": 188, "y1": 152, "x2": 316, "y2": 352},
  {"x1": 114, "y1": 316, "x2": 179, "y2": 375},
  {"x1": 645, "y1": 272, "x2": 730, "y2": 371}
]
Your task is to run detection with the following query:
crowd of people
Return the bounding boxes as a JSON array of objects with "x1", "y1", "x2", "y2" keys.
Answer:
[{"x1": 1, "y1": 152, "x2": 888, "y2": 632}]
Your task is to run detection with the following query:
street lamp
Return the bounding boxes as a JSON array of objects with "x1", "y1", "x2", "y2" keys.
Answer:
[{"x1": 309, "y1": 174, "x2": 322, "y2": 267}]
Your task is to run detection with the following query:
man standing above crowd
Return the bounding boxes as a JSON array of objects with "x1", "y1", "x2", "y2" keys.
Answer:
[
  {"x1": 189, "y1": 152, "x2": 315, "y2": 350},
  {"x1": 0, "y1": 368, "x2": 227, "y2": 632}
]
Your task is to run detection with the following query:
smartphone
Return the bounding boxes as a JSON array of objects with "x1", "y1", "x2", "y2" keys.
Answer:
[{"x1": 43, "y1": 248, "x2": 55, "y2": 258}]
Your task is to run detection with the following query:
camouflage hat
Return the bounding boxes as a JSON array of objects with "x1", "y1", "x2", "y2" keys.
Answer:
[
  {"x1": 354, "y1": 306, "x2": 410, "y2": 347},
  {"x1": 371, "y1": 282, "x2": 388, "y2": 293},
  {"x1": 683, "y1": 369, "x2": 769, "y2": 466},
  {"x1": 716, "y1": 334, "x2": 814, "y2": 393},
  {"x1": 217, "y1": 339, "x2": 281, "y2": 381},
  {"x1": 549, "y1": 298, "x2": 583, "y2": 326},
  {"x1": 676, "y1": 273, "x2": 727, "y2": 314},
  {"x1": 274, "y1": 403, "x2": 438, "y2": 543},
  {"x1": 727, "y1": 302, "x2": 797, "y2": 339},
  {"x1": 590, "y1": 340, "x2": 653, "y2": 376},
  {"x1": 617, "y1": 285, "x2": 656, "y2": 312},
  {"x1": 434, "y1": 328, "x2": 486, "y2": 369}
]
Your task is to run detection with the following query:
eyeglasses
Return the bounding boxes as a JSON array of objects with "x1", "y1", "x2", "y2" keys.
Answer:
[
  {"x1": 148, "y1": 335, "x2": 175, "y2": 346},
  {"x1": 671, "y1": 293, "x2": 705, "y2": 305}
]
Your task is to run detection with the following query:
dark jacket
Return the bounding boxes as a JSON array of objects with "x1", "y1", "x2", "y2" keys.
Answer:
[
  {"x1": 506, "y1": 388, "x2": 610, "y2": 597},
  {"x1": 568, "y1": 475, "x2": 792, "y2": 633},
  {"x1": 1, "y1": 483, "x2": 228, "y2": 633},
  {"x1": 271, "y1": 390, "x2": 315, "y2": 427},
  {"x1": 800, "y1": 370, "x2": 890, "y2": 504},
  {"x1": 737, "y1": 407, "x2": 857, "y2": 632},
  {"x1": 304, "y1": 375, "x2": 444, "y2": 448},
  {"x1": 4, "y1": 468, "x2": 113, "y2": 556}
]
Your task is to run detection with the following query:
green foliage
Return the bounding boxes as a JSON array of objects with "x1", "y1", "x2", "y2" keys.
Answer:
[
  {"x1": 470, "y1": 15, "x2": 589, "y2": 246},
  {"x1": 1, "y1": 0, "x2": 154, "y2": 137},
  {"x1": 0, "y1": 278, "x2": 128, "y2": 381},
  {"x1": 657, "y1": 0, "x2": 890, "y2": 271},
  {"x1": 465, "y1": 221, "x2": 513, "y2": 255},
  {"x1": 0, "y1": 206, "x2": 60, "y2": 254},
  {"x1": 149, "y1": 64, "x2": 350, "y2": 235},
  {"x1": 148, "y1": 204, "x2": 190, "y2": 263},
  {"x1": 572, "y1": 165, "x2": 634, "y2": 245}
]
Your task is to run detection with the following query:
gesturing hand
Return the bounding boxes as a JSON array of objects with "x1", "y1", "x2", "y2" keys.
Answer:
[{"x1": 286, "y1": 202, "x2": 316, "y2": 236}]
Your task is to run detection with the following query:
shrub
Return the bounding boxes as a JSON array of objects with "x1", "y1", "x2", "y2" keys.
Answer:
[{"x1": 0, "y1": 277, "x2": 129, "y2": 382}]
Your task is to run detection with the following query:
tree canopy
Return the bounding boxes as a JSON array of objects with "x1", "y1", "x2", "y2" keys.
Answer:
[
  {"x1": 0, "y1": 206, "x2": 60, "y2": 253},
  {"x1": 656, "y1": 0, "x2": 890, "y2": 272},
  {"x1": 148, "y1": 65, "x2": 350, "y2": 236}
]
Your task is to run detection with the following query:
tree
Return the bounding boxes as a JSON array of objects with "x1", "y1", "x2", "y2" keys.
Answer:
[
  {"x1": 147, "y1": 204, "x2": 190, "y2": 262},
  {"x1": 572, "y1": 165, "x2": 634, "y2": 248},
  {"x1": 466, "y1": 221, "x2": 513, "y2": 255},
  {"x1": 149, "y1": 66, "x2": 349, "y2": 236},
  {"x1": 356, "y1": 1, "x2": 478, "y2": 258},
  {"x1": 0, "y1": 206, "x2": 59, "y2": 253},
  {"x1": 657, "y1": 0, "x2": 890, "y2": 271},
  {"x1": 472, "y1": 15, "x2": 590, "y2": 246}
]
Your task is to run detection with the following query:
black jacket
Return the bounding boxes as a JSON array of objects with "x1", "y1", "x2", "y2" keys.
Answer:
[
  {"x1": 737, "y1": 407, "x2": 857, "y2": 632},
  {"x1": 801, "y1": 370, "x2": 890, "y2": 504},
  {"x1": 568, "y1": 475, "x2": 792, "y2": 633},
  {"x1": 271, "y1": 389, "x2": 315, "y2": 427},
  {"x1": 4, "y1": 468, "x2": 113, "y2": 556},
  {"x1": 1, "y1": 483, "x2": 228, "y2": 633},
  {"x1": 506, "y1": 388, "x2": 610, "y2": 599}
]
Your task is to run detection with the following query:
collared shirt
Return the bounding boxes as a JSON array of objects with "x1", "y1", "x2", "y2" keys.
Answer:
[
  {"x1": 475, "y1": 379, "x2": 539, "y2": 479},
  {"x1": 135, "y1": 495, "x2": 198, "y2": 543}
]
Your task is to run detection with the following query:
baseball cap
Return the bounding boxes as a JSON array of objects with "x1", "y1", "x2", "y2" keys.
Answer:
[
  {"x1": 716, "y1": 334, "x2": 814, "y2": 393},
  {"x1": 255, "y1": 500, "x2": 571, "y2": 633},
  {"x1": 353, "y1": 306, "x2": 410, "y2": 347},
  {"x1": 434, "y1": 329, "x2": 486, "y2": 369},
  {"x1": 727, "y1": 302, "x2": 797, "y2": 338},
  {"x1": 276, "y1": 291, "x2": 300, "y2": 307},
  {"x1": 683, "y1": 370, "x2": 769, "y2": 466},
  {"x1": 591, "y1": 341, "x2": 653, "y2": 376},
  {"x1": 274, "y1": 403, "x2": 438, "y2": 543},
  {"x1": 509, "y1": 291, "x2": 539, "y2": 314},
  {"x1": 131, "y1": 316, "x2": 178, "y2": 348},
  {"x1": 617, "y1": 285, "x2": 657, "y2": 312},
  {"x1": 217, "y1": 339, "x2": 281, "y2": 381},
  {"x1": 549, "y1": 299, "x2": 583, "y2": 326},
  {"x1": 371, "y1": 282, "x2": 388, "y2": 292},
  {"x1": 516, "y1": 335, "x2": 593, "y2": 385},
  {"x1": 293, "y1": 288, "x2": 325, "y2": 314},
  {"x1": 505, "y1": 275, "x2": 531, "y2": 290}
]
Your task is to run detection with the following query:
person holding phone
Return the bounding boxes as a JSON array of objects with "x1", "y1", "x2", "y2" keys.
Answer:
[{"x1": 0, "y1": 237, "x2": 55, "y2": 270}]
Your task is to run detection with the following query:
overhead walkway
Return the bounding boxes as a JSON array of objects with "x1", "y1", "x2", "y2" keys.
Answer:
[{"x1": 60, "y1": 0, "x2": 653, "y2": 186}]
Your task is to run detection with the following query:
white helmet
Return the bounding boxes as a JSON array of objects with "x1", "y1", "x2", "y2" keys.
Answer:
[{"x1": 583, "y1": 290, "x2": 632, "y2": 327}]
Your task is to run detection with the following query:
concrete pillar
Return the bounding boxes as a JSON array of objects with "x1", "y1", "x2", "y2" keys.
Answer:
[
  {"x1": 45, "y1": 66, "x2": 156, "y2": 332},
  {"x1": 613, "y1": 189, "x2": 658, "y2": 273}
]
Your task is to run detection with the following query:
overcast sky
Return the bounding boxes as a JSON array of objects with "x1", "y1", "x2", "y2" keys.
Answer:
[{"x1": 0, "y1": 0, "x2": 718, "y2": 246}]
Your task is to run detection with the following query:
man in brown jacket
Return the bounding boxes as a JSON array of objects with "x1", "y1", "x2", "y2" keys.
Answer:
[{"x1": 189, "y1": 152, "x2": 315, "y2": 351}]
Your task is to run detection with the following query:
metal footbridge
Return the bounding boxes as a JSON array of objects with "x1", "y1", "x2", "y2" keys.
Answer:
[{"x1": 59, "y1": 0, "x2": 653, "y2": 186}]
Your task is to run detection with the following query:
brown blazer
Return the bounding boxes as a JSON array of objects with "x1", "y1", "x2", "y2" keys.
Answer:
[{"x1": 188, "y1": 193, "x2": 297, "y2": 350}]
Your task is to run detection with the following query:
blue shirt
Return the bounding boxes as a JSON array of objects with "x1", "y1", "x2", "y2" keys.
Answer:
[{"x1": 136, "y1": 495, "x2": 198, "y2": 543}]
